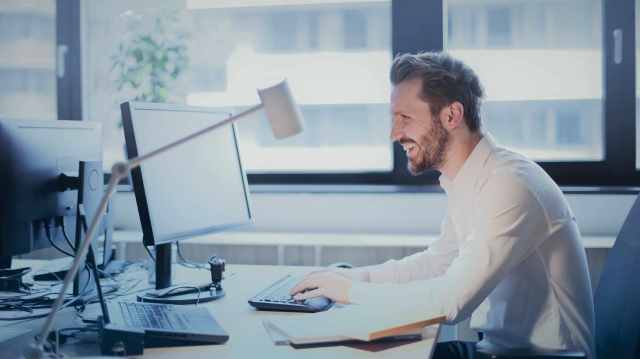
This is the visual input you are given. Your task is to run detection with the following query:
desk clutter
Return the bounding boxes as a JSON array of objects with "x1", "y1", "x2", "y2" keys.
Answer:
[
  {"x1": 0, "y1": 261, "x2": 441, "y2": 358},
  {"x1": 0, "y1": 258, "x2": 231, "y2": 356}
]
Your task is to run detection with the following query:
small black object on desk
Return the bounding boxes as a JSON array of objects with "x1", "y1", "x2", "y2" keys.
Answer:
[
  {"x1": 209, "y1": 255, "x2": 225, "y2": 289},
  {"x1": 329, "y1": 262, "x2": 353, "y2": 269}
]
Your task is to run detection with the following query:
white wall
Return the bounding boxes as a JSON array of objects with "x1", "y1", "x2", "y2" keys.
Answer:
[{"x1": 113, "y1": 189, "x2": 636, "y2": 238}]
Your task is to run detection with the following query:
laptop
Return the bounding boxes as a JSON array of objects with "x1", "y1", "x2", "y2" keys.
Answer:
[{"x1": 90, "y1": 252, "x2": 228, "y2": 348}]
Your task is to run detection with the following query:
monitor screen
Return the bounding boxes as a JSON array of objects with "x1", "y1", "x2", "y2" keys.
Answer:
[{"x1": 122, "y1": 102, "x2": 253, "y2": 247}]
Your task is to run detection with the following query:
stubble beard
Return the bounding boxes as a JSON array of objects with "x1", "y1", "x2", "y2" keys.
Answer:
[{"x1": 407, "y1": 119, "x2": 449, "y2": 176}]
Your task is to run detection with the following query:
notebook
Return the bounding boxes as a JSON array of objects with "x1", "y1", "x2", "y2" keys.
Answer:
[{"x1": 264, "y1": 301, "x2": 445, "y2": 345}]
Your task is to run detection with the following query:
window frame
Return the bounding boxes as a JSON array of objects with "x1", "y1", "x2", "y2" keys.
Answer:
[
  {"x1": 537, "y1": 0, "x2": 637, "y2": 187},
  {"x1": 56, "y1": 0, "x2": 82, "y2": 123},
  {"x1": 62, "y1": 0, "x2": 638, "y2": 188}
]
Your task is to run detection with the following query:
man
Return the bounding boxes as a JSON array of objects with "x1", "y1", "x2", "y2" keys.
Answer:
[{"x1": 291, "y1": 52, "x2": 595, "y2": 358}]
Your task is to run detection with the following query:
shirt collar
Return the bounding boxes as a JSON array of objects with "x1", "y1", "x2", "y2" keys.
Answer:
[{"x1": 439, "y1": 133, "x2": 496, "y2": 193}]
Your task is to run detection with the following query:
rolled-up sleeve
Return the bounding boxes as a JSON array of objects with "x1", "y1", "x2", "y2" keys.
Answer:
[{"x1": 349, "y1": 175, "x2": 550, "y2": 324}]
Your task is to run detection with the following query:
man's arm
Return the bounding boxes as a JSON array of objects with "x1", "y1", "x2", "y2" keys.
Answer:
[
  {"x1": 294, "y1": 175, "x2": 551, "y2": 322},
  {"x1": 291, "y1": 213, "x2": 459, "y2": 300},
  {"x1": 364, "y1": 216, "x2": 459, "y2": 283},
  {"x1": 350, "y1": 175, "x2": 550, "y2": 322}
]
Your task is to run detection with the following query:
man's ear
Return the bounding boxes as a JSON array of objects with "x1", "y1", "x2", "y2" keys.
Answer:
[{"x1": 441, "y1": 102, "x2": 465, "y2": 130}]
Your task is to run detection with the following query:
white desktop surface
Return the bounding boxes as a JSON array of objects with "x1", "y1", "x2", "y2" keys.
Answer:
[{"x1": 4, "y1": 260, "x2": 437, "y2": 358}]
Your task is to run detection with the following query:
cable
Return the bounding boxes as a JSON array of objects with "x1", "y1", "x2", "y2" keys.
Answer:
[
  {"x1": 176, "y1": 242, "x2": 208, "y2": 270},
  {"x1": 144, "y1": 245, "x2": 156, "y2": 262},
  {"x1": 44, "y1": 222, "x2": 74, "y2": 257},
  {"x1": 0, "y1": 275, "x2": 90, "y2": 321},
  {"x1": 97, "y1": 263, "x2": 152, "y2": 299},
  {"x1": 59, "y1": 216, "x2": 76, "y2": 252},
  {"x1": 0, "y1": 266, "x2": 93, "y2": 317},
  {"x1": 0, "y1": 267, "x2": 31, "y2": 280},
  {"x1": 56, "y1": 325, "x2": 99, "y2": 337},
  {"x1": 51, "y1": 325, "x2": 99, "y2": 341}
]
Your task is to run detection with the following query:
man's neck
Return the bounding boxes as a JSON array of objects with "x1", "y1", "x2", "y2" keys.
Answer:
[{"x1": 438, "y1": 132, "x2": 483, "y2": 180}]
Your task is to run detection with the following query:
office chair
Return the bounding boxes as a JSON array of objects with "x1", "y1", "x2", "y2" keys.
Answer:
[{"x1": 477, "y1": 195, "x2": 640, "y2": 359}]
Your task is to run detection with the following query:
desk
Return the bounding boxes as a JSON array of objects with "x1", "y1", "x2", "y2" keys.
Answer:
[{"x1": 2, "y1": 260, "x2": 437, "y2": 358}]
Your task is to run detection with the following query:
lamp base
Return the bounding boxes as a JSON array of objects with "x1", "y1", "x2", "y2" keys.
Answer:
[{"x1": 136, "y1": 287, "x2": 225, "y2": 305}]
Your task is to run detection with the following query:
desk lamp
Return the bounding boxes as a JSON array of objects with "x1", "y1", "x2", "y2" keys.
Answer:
[{"x1": 23, "y1": 80, "x2": 303, "y2": 358}]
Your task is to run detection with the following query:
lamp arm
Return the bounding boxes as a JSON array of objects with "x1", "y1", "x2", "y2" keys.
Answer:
[
  {"x1": 28, "y1": 173, "x2": 120, "y2": 357},
  {"x1": 26, "y1": 103, "x2": 263, "y2": 358},
  {"x1": 130, "y1": 103, "x2": 263, "y2": 167}
]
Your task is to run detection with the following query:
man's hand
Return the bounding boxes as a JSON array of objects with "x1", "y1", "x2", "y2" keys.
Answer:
[{"x1": 289, "y1": 271, "x2": 353, "y2": 304}]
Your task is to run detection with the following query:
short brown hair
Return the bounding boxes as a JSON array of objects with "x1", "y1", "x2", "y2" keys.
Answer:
[{"x1": 390, "y1": 52, "x2": 484, "y2": 132}]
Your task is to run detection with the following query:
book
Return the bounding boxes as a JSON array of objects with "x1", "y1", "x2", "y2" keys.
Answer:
[{"x1": 264, "y1": 302, "x2": 445, "y2": 346}]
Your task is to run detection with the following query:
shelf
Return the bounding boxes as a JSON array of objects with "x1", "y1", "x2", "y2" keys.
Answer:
[{"x1": 113, "y1": 230, "x2": 615, "y2": 249}]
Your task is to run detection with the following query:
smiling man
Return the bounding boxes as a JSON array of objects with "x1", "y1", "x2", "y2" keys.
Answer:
[{"x1": 291, "y1": 52, "x2": 595, "y2": 358}]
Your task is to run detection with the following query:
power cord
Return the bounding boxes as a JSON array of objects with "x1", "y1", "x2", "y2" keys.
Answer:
[
  {"x1": 0, "y1": 260, "x2": 97, "y2": 319},
  {"x1": 143, "y1": 245, "x2": 155, "y2": 262},
  {"x1": 176, "y1": 242, "x2": 208, "y2": 270},
  {"x1": 44, "y1": 221, "x2": 74, "y2": 257},
  {"x1": 57, "y1": 216, "x2": 76, "y2": 252},
  {"x1": 0, "y1": 269, "x2": 92, "y2": 321}
]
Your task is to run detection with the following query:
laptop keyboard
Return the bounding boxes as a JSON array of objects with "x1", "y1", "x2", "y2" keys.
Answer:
[{"x1": 120, "y1": 302, "x2": 188, "y2": 331}]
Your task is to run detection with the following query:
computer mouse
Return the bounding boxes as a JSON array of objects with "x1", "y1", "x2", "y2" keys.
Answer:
[
  {"x1": 304, "y1": 296, "x2": 334, "y2": 312},
  {"x1": 328, "y1": 262, "x2": 353, "y2": 269}
]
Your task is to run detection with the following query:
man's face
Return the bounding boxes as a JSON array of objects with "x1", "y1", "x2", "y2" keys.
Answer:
[{"x1": 390, "y1": 78, "x2": 449, "y2": 175}]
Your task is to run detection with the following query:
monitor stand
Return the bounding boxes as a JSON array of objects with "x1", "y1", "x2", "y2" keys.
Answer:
[{"x1": 136, "y1": 243, "x2": 225, "y2": 305}]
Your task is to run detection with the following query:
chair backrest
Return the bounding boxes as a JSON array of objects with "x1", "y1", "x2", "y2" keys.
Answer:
[{"x1": 594, "y1": 195, "x2": 640, "y2": 358}]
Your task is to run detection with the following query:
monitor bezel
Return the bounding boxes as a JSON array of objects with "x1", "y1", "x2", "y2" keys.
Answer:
[{"x1": 121, "y1": 101, "x2": 253, "y2": 247}]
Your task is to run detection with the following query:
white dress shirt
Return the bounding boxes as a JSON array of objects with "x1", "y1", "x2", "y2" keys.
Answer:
[{"x1": 350, "y1": 135, "x2": 595, "y2": 358}]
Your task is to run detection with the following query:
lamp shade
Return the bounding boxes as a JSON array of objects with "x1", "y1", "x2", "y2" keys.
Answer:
[{"x1": 257, "y1": 80, "x2": 304, "y2": 139}]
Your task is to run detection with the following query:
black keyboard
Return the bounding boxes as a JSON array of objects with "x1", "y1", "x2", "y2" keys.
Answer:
[
  {"x1": 120, "y1": 302, "x2": 188, "y2": 330},
  {"x1": 248, "y1": 275, "x2": 333, "y2": 313}
]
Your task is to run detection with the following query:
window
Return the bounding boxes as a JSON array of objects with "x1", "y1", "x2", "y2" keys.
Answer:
[
  {"x1": 84, "y1": 1, "x2": 392, "y2": 174},
  {"x1": 74, "y1": 0, "x2": 639, "y2": 186},
  {"x1": 556, "y1": 109, "x2": 584, "y2": 147},
  {"x1": 344, "y1": 9, "x2": 368, "y2": 49},
  {"x1": 308, "y1": 13, "x2": 320, "y2": 50},
  {"x1": 486, "y1": 6, "x2": 511, "y2": 47},
  {"x1": 446, "y1": 0, "x2": 603, "y2": 162},
  {"x1": 265, "y1": 12, "x2": 299, "y2": 52},
  {"x1": 0, "y1": 1, "x2": 56, "y2": 120}
]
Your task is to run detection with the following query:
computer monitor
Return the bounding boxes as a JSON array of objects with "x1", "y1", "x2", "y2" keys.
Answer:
[
  {"x1": 121, "y1": 102, "x2": 253, "y2": 296},
  {"x1": 0, "y1": 119, "x2": 104, "y2": 272}
]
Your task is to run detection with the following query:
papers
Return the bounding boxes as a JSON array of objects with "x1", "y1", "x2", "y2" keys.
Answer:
[
  {"x1": 262, "y1": 320, "x2": 294, "y2": 346},
  {"x1": 264, "y1": 302, "x2": 445, "y2": 345}
]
